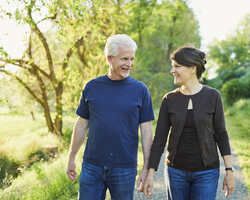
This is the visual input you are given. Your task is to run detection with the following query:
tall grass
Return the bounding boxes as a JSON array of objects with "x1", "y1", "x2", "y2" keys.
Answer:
[
  {"x1": 0, "y1": 152, "x2": 80, "y2": 200},
  {"x1": 226, "y1": 99, "x2": 250, "y2": 190}
]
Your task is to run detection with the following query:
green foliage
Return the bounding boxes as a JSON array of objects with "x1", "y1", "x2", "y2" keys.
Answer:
[
  {"x1": 221, "y1": 71, "x2": 250, "y2": 105},
  {"x1": 0, "y1": 154, "x2": 20, "y2": 188},
  {"x1": 0, "y1": 153, "x2": 80, "y2": 200},
  {"x1": 208, "y1": 13, "x2": 250, "y2": 89},
  {"x1": 226, "y1": 99, "x2": 250, "y2": 190},
  {"x1": 131, "y1": 0, "x2": 201, "y2": 107},
  {"x1": 208, "y1": 13, "x2": 250, "y2": 105}
]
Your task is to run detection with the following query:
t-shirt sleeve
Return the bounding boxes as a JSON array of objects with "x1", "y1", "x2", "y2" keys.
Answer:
[
  {"x1": 139, "y1": 86, "x2": 154, "y2": 123},
  {"x1": 76, "y1": 89, "x2": 89, "y2": 119}
]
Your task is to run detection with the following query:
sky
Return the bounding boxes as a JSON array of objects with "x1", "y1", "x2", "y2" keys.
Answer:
[
  {"x1": 0, "y1": 0, "x2": 250, "y2": 57},
  {"x1": 187, "y1": 0, "x2": 250, "y2": 49}
]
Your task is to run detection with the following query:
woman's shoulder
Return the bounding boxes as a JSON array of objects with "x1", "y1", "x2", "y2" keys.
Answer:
[
  {"x1": 162, "y1": 88, "x2": 181, "y2": 100},
  {"x1": 202, "y1": 85, "x2": 221, "y2": 97}
]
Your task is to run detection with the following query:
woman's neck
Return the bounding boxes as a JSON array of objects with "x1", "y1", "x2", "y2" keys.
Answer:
[{"x1": 180, "y1": 80, "x2": 202, "y2": 95}]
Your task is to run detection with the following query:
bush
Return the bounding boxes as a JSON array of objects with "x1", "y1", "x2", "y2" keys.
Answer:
[
  {"x1": 0, "y1": 155, "x2": 20, "y2": 188},
  {"x1": 222, "y1": 75, "x2": 250, "y2": 105},
  {"x1": 0, "y1": 153, "x2": 79, "y2": 200}
]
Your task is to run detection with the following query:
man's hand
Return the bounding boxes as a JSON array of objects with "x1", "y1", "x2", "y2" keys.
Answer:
[
  {"x1": 223, "y1": 171, "x2": 234, "y2": 198},
  {"x1": 67, "y1": 159, "x2": 77, "y2": 181},
  {"x1": 136, "y1": 168, "x2": 148, "y2": 192},
  {"x1": 143, "y1": 168, "x2": 155, "y2": 197}
]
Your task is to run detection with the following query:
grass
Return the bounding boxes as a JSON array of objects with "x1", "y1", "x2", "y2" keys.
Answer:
[
  {"x1": 226, "y1": 99, "x2": 250, "y2": 191},
  {"x1": 0, "y1": 152, "x2": 80, "y2": 200},
  {"x1": 1, "y1": 102, "x2": 249, "y2": 199},
  {"x1": 0, "y1": 113, "x2": 81, "y2": 199},
  {"x1": 0, "y1": 114, "x2": 59, "y2": 163}
]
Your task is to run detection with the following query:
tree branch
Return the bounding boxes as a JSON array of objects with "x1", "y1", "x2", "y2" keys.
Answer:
[
  {"x1": 0, "y1": 58, "x2": 50, "y2": 79},
  {"x1": 62, "y1": 36, "x2": 86, "y2": 70},
  {"x1": 0, "y1": 68, "x2": 44, "y2": 106},
  {"x1": 27, "y1": 0, "x2": 56, "y2": 80},
  {"x1": 37, "y1": 13, "x2": 57, "y2": 24}
]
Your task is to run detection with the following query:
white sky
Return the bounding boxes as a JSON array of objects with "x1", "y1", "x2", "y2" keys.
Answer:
[
  {"x1": 0, "y1": 0, "x2": 250, "y2": 57},
  {"x1": 187, "y1": 0, "x2": 250, "y2": 49}
]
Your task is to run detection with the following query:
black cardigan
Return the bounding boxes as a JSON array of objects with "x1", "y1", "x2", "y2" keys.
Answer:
[{"x1": 148, "y1": 85, "x2": 231, "y2": 170}]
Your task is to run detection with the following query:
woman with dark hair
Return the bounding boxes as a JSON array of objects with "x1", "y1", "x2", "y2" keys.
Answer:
[{"x1": 143, "y1": 46, "x2": 234, "y2": 200}]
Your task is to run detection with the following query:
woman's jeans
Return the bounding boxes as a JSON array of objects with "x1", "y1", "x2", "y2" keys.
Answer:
[
  {"x1": 78, "y1": 161, "x2": 137, "y2": 200},
  {"x1": 166, "y1": 167, "x2": 219, "y2": 200}
]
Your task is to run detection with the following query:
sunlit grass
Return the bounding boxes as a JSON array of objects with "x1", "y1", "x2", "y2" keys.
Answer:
[
  {"x1": 0, "y1": 133, "x2": 59, "y2": 162},
  {"x1": 0, "y1": 114, "x2": 75, "y2": 162},
  {"x1": 0, "y1": 152, "x2": 81, "y2": 200},
  {"x1": 0, "y1": 114, "x2": 45, "y2": 137},
  {"x1": 226, "y1": 99, "x2": 250, "y2": 191}
]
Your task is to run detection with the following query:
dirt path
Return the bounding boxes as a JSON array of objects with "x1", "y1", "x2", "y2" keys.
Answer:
[{"x1": 134, "y1": 151, "x2": 250, "y2": 200}]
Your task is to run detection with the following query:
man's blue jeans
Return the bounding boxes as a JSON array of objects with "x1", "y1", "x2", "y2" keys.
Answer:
[
  {"x1": 166, "y1": 167, "x2": 219, "y2": 200},
  {"x1": 78, "y1": 161, "x2": 137, "y2": 200}
]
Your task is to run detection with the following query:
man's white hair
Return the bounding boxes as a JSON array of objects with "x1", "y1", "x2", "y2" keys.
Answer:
[{"x1": 104, "y1": 34, "x2": 137, "y2": 57}]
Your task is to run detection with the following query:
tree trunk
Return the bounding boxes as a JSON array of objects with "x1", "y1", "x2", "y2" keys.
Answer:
[
  {"x1": 54, "y1": 81, "x2": 63, "y2": 136},
  {"x1": 42, "y1": 102, "x2": 54, "y2": 133}
]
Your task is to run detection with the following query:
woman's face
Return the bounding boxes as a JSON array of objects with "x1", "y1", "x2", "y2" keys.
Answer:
[{"x1": 170, "y1": 60, "x2": 196, "y2": 85}]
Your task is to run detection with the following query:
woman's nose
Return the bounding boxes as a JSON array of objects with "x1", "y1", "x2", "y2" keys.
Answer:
[{"x1": 170, "y1": 67, "x2": 175, "y2": 73}]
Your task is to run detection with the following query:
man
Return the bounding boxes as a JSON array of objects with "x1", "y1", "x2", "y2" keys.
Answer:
[{"x1": 66, "y1": 34, "x2": 154, "y2": 200}]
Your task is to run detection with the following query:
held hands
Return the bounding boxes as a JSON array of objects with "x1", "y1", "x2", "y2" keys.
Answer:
[
  {"x1": 66, "y1": 159, "x2": 77, "y2": 181},
  {"x1": 137, "y1": 168, "x2": 148, "y2": 192},
  {"x1": 143, "y1": 169, "x2": 155, "y2": 197},
  {"x1": 223, "y1": 170, "x2": 234, "y2": 198}
]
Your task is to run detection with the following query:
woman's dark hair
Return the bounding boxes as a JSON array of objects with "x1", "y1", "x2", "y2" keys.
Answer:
[{"x1": 170, "y1": 46, "x2": 206, "y2": 79}]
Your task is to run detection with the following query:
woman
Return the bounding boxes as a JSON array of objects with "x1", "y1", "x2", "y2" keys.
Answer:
[{"x1": 143, "y1": 46, "x2": 234, "y2": 200}]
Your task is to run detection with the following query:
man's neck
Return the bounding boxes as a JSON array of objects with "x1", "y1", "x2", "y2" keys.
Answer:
[{"x1": 107, "y1": 71, "x2": 127, "y2": 81}]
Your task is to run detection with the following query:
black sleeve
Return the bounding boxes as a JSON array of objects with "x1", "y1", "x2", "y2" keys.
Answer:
[
  {"x1": 213, "y1": 92, "x2": 231, "y2": 156},
  {"x1": 148, "y1": 97, "x2": 171, "y2": 170}
]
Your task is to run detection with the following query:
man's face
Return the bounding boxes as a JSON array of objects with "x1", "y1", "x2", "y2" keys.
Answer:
[{"x1": 108, "y1": 47, "x2": 135, "y2": 80}]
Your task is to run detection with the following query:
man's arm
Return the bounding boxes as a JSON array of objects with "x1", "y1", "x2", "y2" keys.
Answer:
[
  {"x1": 66, "y1": 116, "x2": 88, "y2": 181},
  {"x1": 137, "y1": 120, "x2": 153, "y2": 191}
]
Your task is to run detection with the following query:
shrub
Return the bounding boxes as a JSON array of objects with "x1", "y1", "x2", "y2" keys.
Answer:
[
  {"x1": 0, "y1": 155, "x2": 20, "y2": 188},
  {"x1": 222, "y1": 75, "x2": 250, "y2": 105}
]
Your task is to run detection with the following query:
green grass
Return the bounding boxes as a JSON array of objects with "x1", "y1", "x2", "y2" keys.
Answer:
[
  {"x1": 2, "y1": 103, "x2": 249, "y2": 199},
  {"x1": 0, "y1": 114, "x2": 59, "y2": 163},
  {"x1": 0, "y1": 114, "x2": 45, "y2": 137},
  {"x1": 0, "y1": 113, "x2": 85, "y2": 199},
  {"x1": 0, "y1": 152, "x2": 80, "y2": 200},
  {"x1": 226, "y1": 99, "x2": 250, "y2": 191}
]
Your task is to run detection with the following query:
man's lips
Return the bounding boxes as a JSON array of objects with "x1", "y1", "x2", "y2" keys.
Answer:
[{"x1": 121, "y1": 66, "x2": 131, "y2": 70}]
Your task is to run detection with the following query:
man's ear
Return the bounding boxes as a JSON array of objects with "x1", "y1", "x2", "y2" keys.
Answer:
[{"x1": 107, "y1": 56, "x2": 112, "y2": 65}]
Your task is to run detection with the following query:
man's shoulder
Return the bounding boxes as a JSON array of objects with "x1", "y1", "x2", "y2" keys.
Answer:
[
  {"x1": 85, "y1": 75, "x2": 107, "y2": 87},
  {"x1": 129, "y1": 77, "x2": 148, "y2": 89}
]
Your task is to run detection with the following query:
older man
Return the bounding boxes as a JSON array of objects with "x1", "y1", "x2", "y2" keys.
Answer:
[{"x1": 67, "y1": 34, "x2": 154, "y2": 200}]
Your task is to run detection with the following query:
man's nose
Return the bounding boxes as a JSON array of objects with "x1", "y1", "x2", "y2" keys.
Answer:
[{"x1": 127, "y1": 59, "x2": 133, "y2": 67}]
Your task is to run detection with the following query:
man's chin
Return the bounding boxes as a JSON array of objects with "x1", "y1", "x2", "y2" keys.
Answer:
[{"x1": 121, "y1": 73, "x2": 130, "y2": 78}]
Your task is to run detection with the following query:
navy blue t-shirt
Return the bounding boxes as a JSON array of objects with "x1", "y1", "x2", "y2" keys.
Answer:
[{"x1": 76, "y1": 75, "x2": 154, "y2": 168}]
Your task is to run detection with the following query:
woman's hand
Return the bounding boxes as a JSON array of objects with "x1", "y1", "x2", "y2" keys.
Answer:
[
  {"x1": 143, "y1": 168, "x2": 155, "y2": 197},
  {"x1": 223, "y1": 170, "x2": 234, "y2": 198}
]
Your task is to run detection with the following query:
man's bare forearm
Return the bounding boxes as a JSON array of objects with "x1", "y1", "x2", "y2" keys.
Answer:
[
  {"x1": 68, "y1": 117, "x2": 88, "y2": 160},
  {"x1": 140, "y1": 121, "x2": 153, "y2": 169}
]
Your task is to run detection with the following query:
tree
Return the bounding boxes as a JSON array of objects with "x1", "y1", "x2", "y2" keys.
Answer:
[
  {"x1": 130, "y1": 0, "x2": 201, "y2": 107},
  {"x1": 0, "y1": 0, "x2": 129, "y2": 135},
  {"x1": 208, "y1": 13, "x2": 250, "y2": 89},
  {"x1": 208, "y1": 13, "x2": 250, "y2": 104}
]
